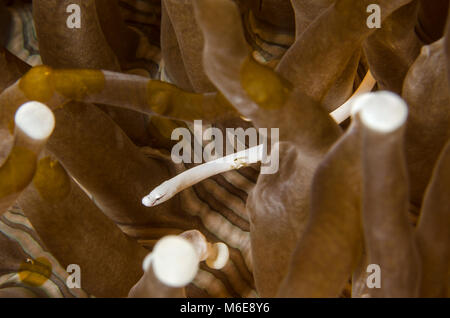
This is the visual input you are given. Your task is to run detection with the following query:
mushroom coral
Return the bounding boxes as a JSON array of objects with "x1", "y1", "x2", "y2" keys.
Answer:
[{"x1": 0, "y1": 0, "x2": 449, "y2": 298}]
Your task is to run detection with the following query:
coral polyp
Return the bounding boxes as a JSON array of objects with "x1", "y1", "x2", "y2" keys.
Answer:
[{"x1": 0, "y1": 0, "x2": 449, "y2": 299}]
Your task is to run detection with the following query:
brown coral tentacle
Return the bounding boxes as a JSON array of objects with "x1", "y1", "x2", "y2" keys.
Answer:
[
  {"x1": 163, "y1": 0, "x2": 215, "y2": 93},
  {"x1": 0, "y1": 102, "x2": 55, "y2": 214},
  {"x1": 95, "y1": 0, "x2": 140, "y2": 66},
  {"x1": 416, "y1": 0, "x2": 449, "y2": 44},
  {"x1": 161, "y1": 1, "x2": 194, "y2": 92},
  {"x1": 359, "y1": 92, "x2": 420, "y2": 297},
  {"x1": 278, "y1": 117, "x2": 363, "y2": 297},
  {"x1": 33, "y1": 0, "x2": 120, "y2": 70},
  {"x1": 18, "y1": 154, "x2": 148, "y2": 297},
  {"x1": 363, "y1": 1, "x2": 422, "y2": 94},
  {"x1": 403, "y1": 38, "x2": 450, "y2": 207},
  {"x1": 45, "y1": 101, "x2": 175, "y2": 225},
  {"x1": 277, "y1": 0, "x2": 413, "y2": 103},
  {"x1": 415, "y1": 140, "x2": 450, "y2": 297},
  {"x1": 0, "y1": 67, "x2": 237, "y2": 164},
  {"x1": 0, "y1": 47, "x2": 30, "y2": 93}
]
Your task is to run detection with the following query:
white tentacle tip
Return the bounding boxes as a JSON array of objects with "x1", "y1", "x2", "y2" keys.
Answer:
[
  {"x1": 206, "y1": 242, "x2": 229, "y2": 270},
  {"x1": 143, "y1": 236, "x2": 199, "y2": 288},
  {"x1": 351, "y1": 92, "x2": 408, "y2": 133},
  {"x1": 15, "y1": 101, "x2": 55, "y2": 140},
  {"x1": 142, "y1": 253, "x2": 154, "y2": 272}
]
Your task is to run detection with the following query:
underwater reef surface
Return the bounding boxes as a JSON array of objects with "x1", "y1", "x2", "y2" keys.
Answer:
[{"x1": 0, "y1": 0, "x2": 449, "y2": 298}]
